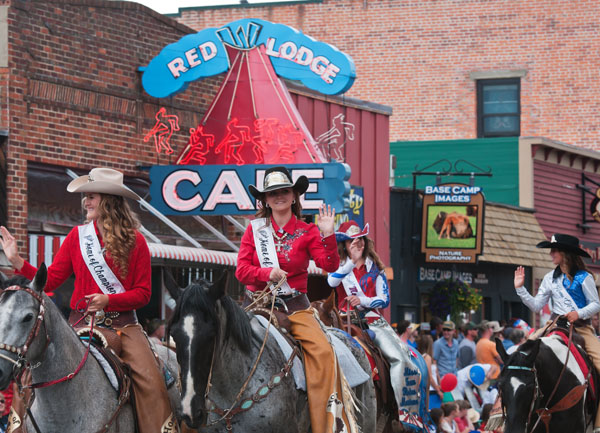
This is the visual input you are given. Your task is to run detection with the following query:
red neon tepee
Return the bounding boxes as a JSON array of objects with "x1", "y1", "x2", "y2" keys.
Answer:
[{"x1": 176, "y1": 45, "x2": 327, "y2": 166}]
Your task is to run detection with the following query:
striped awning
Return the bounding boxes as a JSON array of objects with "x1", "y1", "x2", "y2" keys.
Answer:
[{"x1": 28, "y1": 235, "x2": 324, "y2": 275}]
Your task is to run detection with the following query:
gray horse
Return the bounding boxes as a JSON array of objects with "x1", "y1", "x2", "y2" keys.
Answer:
[
  {"x1": 168, "y1": 274, "x2": 377, "y2": 433},
  {"x1": 0, "y1": 265, "x2": 182, "y2": 433}
]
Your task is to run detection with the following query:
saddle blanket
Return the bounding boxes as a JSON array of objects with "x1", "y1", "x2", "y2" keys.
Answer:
[
  {"x1": 252, "y1": 315, "x2": 371, "y2": 391},
  {"x1": 84, "y1": 342, "x2": 119, "y2": 392},
  {"x1": 548, "y1": 330, "x2": 595, "y2": 395}
]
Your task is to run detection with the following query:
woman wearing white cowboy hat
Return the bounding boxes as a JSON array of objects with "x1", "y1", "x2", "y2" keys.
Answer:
[
  {"x1": 236, "y1": 166, "x2": 359, "y2": 433},
  {"x1": 514, "y1": 233, "x2": 600, "y2": 432},
  {"x1": 0, "y1": 167, "x2": 178, "y2": 433}
]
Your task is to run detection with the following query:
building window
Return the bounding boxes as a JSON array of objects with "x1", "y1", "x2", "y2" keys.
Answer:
[{"x1": 477, "y1": 78, "x2": 520, "y2": 137}]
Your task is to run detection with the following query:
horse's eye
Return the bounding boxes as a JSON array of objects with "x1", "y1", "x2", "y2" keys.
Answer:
[{"x1": 22, "y1": 313, "x2": 34, "y2": 323}]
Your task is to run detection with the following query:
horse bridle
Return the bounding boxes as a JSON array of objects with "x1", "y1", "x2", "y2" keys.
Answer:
[
  {"x1": 0, "y1": 285, "x2": 49, "y2": 371},
  {"x1": 503, "y1": 361, "x2": 542, "y2": 432}
]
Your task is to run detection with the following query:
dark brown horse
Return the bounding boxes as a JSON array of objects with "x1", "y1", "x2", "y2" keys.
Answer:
[{"x1": 311, "y1": 292, "x2": 406, "y2": 433}]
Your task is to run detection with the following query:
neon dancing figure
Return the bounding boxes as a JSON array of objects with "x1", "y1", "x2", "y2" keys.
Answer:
[
  {"x1": 178, "y1": 126, "x2": 215, "y2": 165},
  {"x1": 144, "y1": 107, "x2": 180, "y2": 155},
  {"x1": 214, "y1": 118, "x2": 256, "y2": 165},
  {"x1": 316, "y1": 113, "x2": 355, "y2": 162}
]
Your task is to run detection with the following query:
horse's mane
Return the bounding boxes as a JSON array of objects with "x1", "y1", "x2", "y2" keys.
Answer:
[
  {"x1": 170, "y1": 279, "x2": 252, "y2": 353},
  {"x1": 1, "y1": 275, "x2": 30, "y2": 289},
  {"x1": 0, "y1": 275, "x2": 32, "y2": 300}
]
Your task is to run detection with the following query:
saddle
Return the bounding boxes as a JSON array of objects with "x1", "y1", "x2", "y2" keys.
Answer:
[{"x1": 344, "y1": 323, "x2": 396, "y2": 416}]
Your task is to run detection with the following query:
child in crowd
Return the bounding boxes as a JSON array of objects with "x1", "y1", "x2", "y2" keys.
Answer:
[
  {"x1": 430, "y1": 407, "x2": 444, "y2": 433},
  {"x1": 440, "y1": 402, "x2": 459, "y2": 433},
  {"x1": 454, "y1": 400, "x2": 475, "y2": 433}
]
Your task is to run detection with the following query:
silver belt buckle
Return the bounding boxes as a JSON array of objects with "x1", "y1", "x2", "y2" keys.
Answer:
[{"x1": 85, "y1": 310, "x2": 106, "y2": 325}]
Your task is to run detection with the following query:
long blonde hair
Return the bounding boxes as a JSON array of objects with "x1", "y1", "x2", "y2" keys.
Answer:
[{"x1": 87, "y1": 194, "x2": 140, "y2": 278}]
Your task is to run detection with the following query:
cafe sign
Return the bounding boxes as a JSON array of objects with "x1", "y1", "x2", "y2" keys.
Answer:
[{"x1": 421, "y1": 183, "x2": 485, "y2": 263}]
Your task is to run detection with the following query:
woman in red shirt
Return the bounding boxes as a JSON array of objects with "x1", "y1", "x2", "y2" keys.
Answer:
[
  {"x1": 0, "y1": 167, "x2": 176, "y2": 433},
  {"x1": 237, "y1": 166, "x2": 358, "y2": 433}
]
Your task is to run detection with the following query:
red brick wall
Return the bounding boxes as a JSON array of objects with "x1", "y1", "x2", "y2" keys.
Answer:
[
  {"x1": 176, "y1": 0, "x2": 600, "y2": 148},
  {"x1": 5, "y1": 0, "x2": 221, "y2": 249}
]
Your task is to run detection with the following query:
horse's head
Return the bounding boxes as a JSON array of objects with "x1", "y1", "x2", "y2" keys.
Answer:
[
  {"x1": 496, "y1": 337, "x2": 541, "y2": 433},
  {"x1": 0, "y1": 265, "x2": 48, "y2": 389},
  {"x1": 168, "y1": 273, "x2": 251, "y2": 428},
  {"x1": 311, "y1": 291, "x2": 341, "y2": 328}
]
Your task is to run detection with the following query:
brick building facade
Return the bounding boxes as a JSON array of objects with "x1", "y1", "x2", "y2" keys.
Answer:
[
  {"x1": 175, "y1": 0, "x2": 600, "y2": 149},
  {"x1": 1, "y1": 0, "x2": 223, "y2": 252}
]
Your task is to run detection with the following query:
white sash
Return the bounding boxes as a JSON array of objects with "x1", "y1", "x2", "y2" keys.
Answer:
[
  {"x1": 250, "y1": 218, "x2": 294, "y2": 296},
  {"x1": 341, "y1": 258, "x2": 369, "y2": 299},
  {"x1": 78, "y1": 222, "x2": 126, "y2": 295},
  {"x1": 554, "y1": 275, "x2": 578, "y2": 312}
]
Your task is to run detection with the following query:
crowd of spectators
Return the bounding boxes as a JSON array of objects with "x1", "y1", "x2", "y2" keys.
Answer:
[{"x1": 401, "y1": 316, "x2": 541, "y2": 432}]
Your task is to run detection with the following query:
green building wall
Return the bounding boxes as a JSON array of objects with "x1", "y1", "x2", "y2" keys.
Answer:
[{"x1": 390, "y1": 137, "x2": 520, "y2": 206}]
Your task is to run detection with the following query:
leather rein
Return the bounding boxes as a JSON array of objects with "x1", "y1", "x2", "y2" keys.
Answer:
[
  {"x1": 502, "y1": 323, "x2": 590, "y2": 433},
  {"x1": 0, "y1": 285, "x2": 130, "y2": 433},
  {"x1": 202, "y1": 278, "x2": 299, "y2": 432}
]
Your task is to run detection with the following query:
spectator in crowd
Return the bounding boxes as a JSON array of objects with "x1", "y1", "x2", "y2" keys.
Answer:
[
  {"x1": 417, "y1": 334, "x2": 443, "y2": 403},
  {"x1": 479, "y1": 403, "x2": 494, "y2": 431},
  {"x1": 145, "y1": 318, "x2": 166, "y2": 345},
  {"x1": 455, "y1": 363, "x2": 498, "y2": 411},
  {"x1": 420, "y1": 322, "x2": 431, "y2": 337},
  {"x1": 398, "y1": 320, "x2": 418, "y2": 349},
  {"x1": 502, "y1": 327, "x2": 514, "y2": 351},
  {"x1": 458, "y1": 322, "x2": 478, "y2": 369},
  {"x1": 430, "y1": 407, "x2": 444, "y2": 433},
  {"x1": 431, "y1": 316, "x2": 444, "y2": 341},
  {"x1": 506, "y1": 329, "x2": 527, "y2": 355},
  {"x1": 475, "y1": 321, "x2": 502, "y2": 379},
  {"x1": 0, "y1": 394, "x2": 7, "y2": 433},
  {"x1": 454, "y1": 400, "x2": 475, "y2": 433},
  {"x1": 440, "y1": 402, "x2": 459, "y2": 433},
  {"x1": 433, "y1": 320, "x2": 459, "y2": 377}
]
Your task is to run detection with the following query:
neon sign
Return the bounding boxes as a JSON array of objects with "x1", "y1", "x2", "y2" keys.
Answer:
[
  {"x1": 177, "y1": 117, "x2": 308, "y2": 166},
  {"x1": 144, "y1": 108, "x2": 180, "y2": 155},
  {"x1": 141, "y1": 18, "x2": 356, "y2": 98},
  {"x1": 150, "y1": 163, "x2": 351, "y2": 216}
]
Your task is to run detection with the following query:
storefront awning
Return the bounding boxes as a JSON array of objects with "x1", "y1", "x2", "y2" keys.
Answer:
[
  {"x1": 478, "y1": 203, "x2": 550, "y2": 268},
  {"x1": 148, "y1": 242, "x2": 324, "y2": 275},
  {"x1": 26, "y1": 235, "x2": 324, "y2": 275}
]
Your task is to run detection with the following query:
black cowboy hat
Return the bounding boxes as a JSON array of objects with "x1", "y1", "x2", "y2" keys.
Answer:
[
  {"x1": 248, "y1": 166, "x2": 309, "y2": 199},
  {"x1": 536, "y1": 233, "x2": 591, "y2": 258}
]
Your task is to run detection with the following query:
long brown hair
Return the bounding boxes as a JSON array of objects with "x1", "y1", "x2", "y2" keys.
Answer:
[
  {"x1": 559, "y1": 250, "x2": 588, "y2": 281},
  {"x1": 255, "y1": 190, "x2": 303, "y2": 222},
  {"x1": 338, "y1": 236, "x2": 385, "y2": 270},
  {"x1": 88, "y1": 194, "x2": 140, "y2": 278}
]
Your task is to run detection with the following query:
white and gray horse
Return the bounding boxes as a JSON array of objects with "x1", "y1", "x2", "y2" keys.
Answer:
[
  {"x1": 168, "y1": 274, "x2": 377, "y2": 432},
  {"x1": 0, "y1": 265, "x2": 181, "y2": 433}
]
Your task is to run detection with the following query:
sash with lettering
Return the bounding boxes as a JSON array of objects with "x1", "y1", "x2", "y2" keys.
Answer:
[
  {"x1": 250, "y1": 218, "x2": 295, "y2": 296},
  {"x1": 340, "y1": 258, "x2": 368, "y2": 299},
  {"x1": 78, "y1": 222, "x2": 126, "y2": 295}
]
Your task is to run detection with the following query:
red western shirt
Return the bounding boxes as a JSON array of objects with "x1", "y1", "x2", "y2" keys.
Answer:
[
  {"x1": 17, "y1": 221, "x2": 151, "y2": 312},
  {"x1": 236, "y1": 215, "x2": 339, "y2": 293}
]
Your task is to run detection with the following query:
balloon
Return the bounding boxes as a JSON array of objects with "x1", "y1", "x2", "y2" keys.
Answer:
[
  {"x1": 469, "y1": 365, "x2": 485, "y2": 386},
  {"x1": 440, "y1": 373, "x2": 458, "y2": 392}
]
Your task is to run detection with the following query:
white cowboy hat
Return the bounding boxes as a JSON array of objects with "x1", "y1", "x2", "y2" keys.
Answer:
[{"x1": 67, "y1": 167, "x2": 140, "y2": 200}]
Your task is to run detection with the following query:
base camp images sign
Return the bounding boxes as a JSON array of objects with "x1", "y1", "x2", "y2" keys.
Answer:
[
  {"x1": 150, "y1": 163, "x2": 350, "y2": 215},
  {"x1": 421, "y1": 184, "x2": 485, "y2": 263}
]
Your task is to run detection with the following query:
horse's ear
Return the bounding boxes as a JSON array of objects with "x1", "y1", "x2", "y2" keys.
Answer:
[
  {"x1": 163, "y1": 269, "x2": 184, "y2": 302},
  {"x1": 525, "y1": 339, "x2": 541, "y2": 365},
  {"x1": 30, "y1": 263, "x2": 47, "y2": 293},
  {"x1": 323, "y1": 290, "x2": 335, "y2": 312},
  {"x1": 208, "y1": 272, "x2": 228, "y2": 301},
  {"x1": 0, "y1": 271, "x2": 9, "y2": 288},
  {"x1": 495, "y1": 337, "x2": 509, "y2": 364}
]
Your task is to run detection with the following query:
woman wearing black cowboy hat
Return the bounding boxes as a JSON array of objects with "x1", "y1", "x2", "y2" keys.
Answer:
[
  {"x1": 514, "y1": 233, "x2": 600, "y2": 432},
  {"x1": 236, "y1": 166, "x2": 359, "y2": 433}
]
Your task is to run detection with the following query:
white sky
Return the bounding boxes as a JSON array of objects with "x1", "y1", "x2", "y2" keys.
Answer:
[{"x1": 121, "y1": 0, "x2": 290, "y2": 14}]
